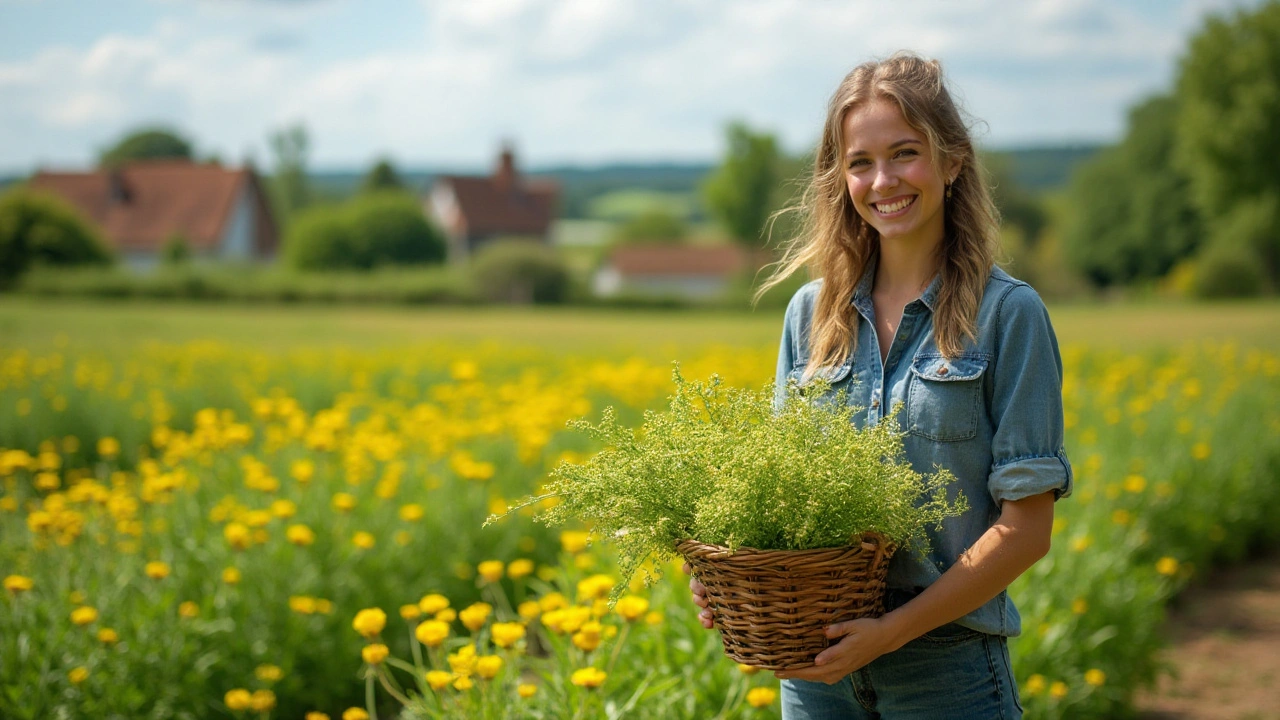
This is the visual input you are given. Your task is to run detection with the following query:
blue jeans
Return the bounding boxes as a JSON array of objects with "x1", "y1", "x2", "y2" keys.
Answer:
[{"x1": 781, "y1": 613, "x2": 1023, "y2": 719}]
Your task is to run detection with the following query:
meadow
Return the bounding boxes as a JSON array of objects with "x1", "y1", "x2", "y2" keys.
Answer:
[{"x1": 2, "y1": 297, "x2": 1279, "y2": 719}]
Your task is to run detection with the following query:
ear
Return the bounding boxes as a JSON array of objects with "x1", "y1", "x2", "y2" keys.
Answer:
[{"x1": 945, "y1": 155, "x2": 963, "y2": 184}]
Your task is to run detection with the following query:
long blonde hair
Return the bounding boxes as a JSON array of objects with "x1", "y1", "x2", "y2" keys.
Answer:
[{"x1": 757, "y1": 52, "x2": 1000, "y2": 373}]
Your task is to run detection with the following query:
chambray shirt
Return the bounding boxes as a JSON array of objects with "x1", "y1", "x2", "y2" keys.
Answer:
[{"x1": 774, "y1": 263, "x2": 1072, "y2": 637}]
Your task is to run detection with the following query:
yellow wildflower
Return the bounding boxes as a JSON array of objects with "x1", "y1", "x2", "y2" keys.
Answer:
[
  {"x1": 507, "y1": 558, "x2": 534, "y2": 580},
  {"x1": 614, "y1": 595, "x2": 650, "y2": 622},
  {"x1": 97, "y1": 628, "x2": 119, "y2": 644},
  {"x1": 538, "y1": 592, "x2": 568, "y2": 613},
  {"x1": 306, "y1": 713, "x2": 330, "y2": 720},
  {"x1": 577, "y1": 574, "x2": 614, "y2": 602},
  {"x1": 518, "y1": 683, "x2": 538, "y2": 698},
  {"x1": 477, "y1": 560, "x2": 504, "y2": 583},
  {"x1": 342, "y1": 709, "x2": 370, "y2": 720},
  {"x1": 459, "y1": 602, "x2": 492, "y2": 632},
  {"x1": 352, "y1": 531, "x2": 375, "y2": 549},
  {"x1": 400, "y1": 604, "x2": 422, "y2": 621},
  {"x1": 97, "y1": 437, "x2": 120, "y2": 458},
  {"x1": 747, "y1": 687, "x2": 778, "y2": 708},
  {"x1": 1123, "y1": 474, "x2": 1146, "y2": 493},
  {"x1": 1049, "y1": 681, "x2": 1068, "y2": 699},
  {"x1": 250, "y1": 689, "x2": 276, "y2": 712},
  {"x1": 1024, "y1": 674, "x2": 1046, "y2": 696},
  {"x1": 1156, "y1": 557, "x2": 1179, "y2": 576},
  {"x1": 418, "y1": 593, "x2": 450, "y2": 615},
  {"x1": 425, "y1": 670, "x2": 453, "y2": 691},
  {"x1": 4, "y1": 575, "x2": 33, "y2": 593},
  {"x1": 1084, "y1": 668, "x2": 1106, "y2": 686},
  {"x1": 416, "y1": 620, "x2": 450, "y2": 647},
  {"x1": 573, "y1": 621, "x2": 603, "y2": 652},
  {"x1": 453, "y1": 675, "x2": 474, "y2": 691},
  {"x1": 70, "y1": 606, "x2": 97, "y2": 626},
  {"x1": 436, "y1": 608, "x2": 457, "y2": 623},
  {"x1": 490, "y1": 622, "x2": 526, "y2": 649},
  {"x1": 352, "y1": 608, "x2": 387, "y2": 638},
  {"x1": 362, "y1": 644, "x2": 389, "y2": 665},
  {"x1": 476, "y1": 655, "x2": 503, "y2": 680},
  {"x1": 290, "y1": 596, "x2": 317, "y2": 614},
  {"x1": 332, "y1": 492, "x2": 357, "y2": 512},
  {"x1": 69, "y1": 667, "x2": 89, "y2": 685},
  {"x1": 145, "y1": 561, "x2": 170, "y2": 580},
  {"x1": 1071, "y1": 598, "x2": 1088, "y2": 615},
  {"x1": 570, "y1": 667, "x2": 607, "y2": 689},
  {"x1": 737, "y1": 663, "x2": 759, "y2": 675},
  {"x1": 179, "y1": 601, "x2": 199, "y2": 618},
  {"x1": 224, "y1": 689, "x2": 252, "y2": 710},
  {"x1": 1191, "y1": 442, "x2": 1211, "y2": 460},
  {"x1": 222, "y1": 567, "x2": 241, "y2": 585},
  {"x1": 517, "y1": 600, "x2": 541, "y2": 622},
  {"x1": 287, "y1": 524, "x2": 315, "y2": 546},
  {"x1": 645, "y1": 611, "x2": 663, "y2": 626},
  {"x1": 448, "y1": 644, "x2": 477, "y2": 676},
  {"x1": 255, "y1": 664, "x2": 283, "y2": 682},
  {"x1": 224, "y1": 522, "x2": 251, "y2": 550},
  {"x1": 399, "y1": 503, "x2": 424, "y2": 521},
  {"x1": 560, "y1": 530, "x2": 589, "y2": 554}
]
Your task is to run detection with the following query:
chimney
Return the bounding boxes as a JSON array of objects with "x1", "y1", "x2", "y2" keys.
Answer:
[
  {"x1": 108, "y1": 169, "x2": 130, "y2": 205},
  {"x1": 493, "y1": 142, "x2": 516, "y2": 192}
]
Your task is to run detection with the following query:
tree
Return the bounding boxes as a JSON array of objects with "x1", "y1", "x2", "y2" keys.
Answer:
[
  {"x1": 0, "y1": 190, "x2": 113, "y2": 286},
  {"x1": 1175, "y1": 1, "x2": 1280, "y2": 289},
  {"x1": 99, "y1": 128, "x2": 193, "y2": 166},
  {"x1": 1062, "y1": 95, "x2": 1203, "y2": 287},
  {"x1": 282, "y1": 206, "x2": 357, "y2": 271},
  {"x1": 346, "y1": 192, "x2": 446, "y2": 267},
  {"x1": 268, "y1": 123, "x2": 312, "y2": 217},
  {"x1": 612, "y1": 209, "x2": 688, "y2": 244},
  {"x1": 361, "y1": 158, "x2": 405, "y2": 194},
  {"x1": 469, "y1": 239, "x2": 570, "y2": 304},
  {"x1": 703, "y1": 122, "x2": 782, "y2": 247}
]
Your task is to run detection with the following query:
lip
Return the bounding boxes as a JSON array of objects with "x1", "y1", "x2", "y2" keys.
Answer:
[{"x1": 870, "y1": 195, "x2": 917, "y2": 218}]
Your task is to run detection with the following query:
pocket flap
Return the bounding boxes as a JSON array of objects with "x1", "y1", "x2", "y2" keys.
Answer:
[
  {"x1": 910, "y1": 355, "x2": 987, "y2": 382},
  {"x1": 788, "y1": 359, "x2": 853, "y2": 386}
]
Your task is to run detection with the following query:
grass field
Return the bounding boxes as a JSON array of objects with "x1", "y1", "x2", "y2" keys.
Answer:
[{"x1": 3, "y1": 297, "x2": 1278, "y2": 354}]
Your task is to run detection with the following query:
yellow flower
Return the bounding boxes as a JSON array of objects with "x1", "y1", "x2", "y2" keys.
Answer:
[
  {"x1": 3, "y1": 575, "x2": 33, "y2": 593},
  {"x1": 572, "y1": 621, "x2": 603, "y2": 652},
  {"x1": 460, "y1": 602, "x2": 492, "y2": 632},
  {"x1": 97, "y1": 628, "x2": 119, "y2": 644},
  {"x1": 362, "y1": 644, "x2": 389, "y2": 665},
  {"x1": 69, "y1": 666, "x2": 89, "y2": 685},
  {"x1": 316, "y1": 598, "x2": 334, "y2": 615},
  {"x1": 291, "y1": 459, "x2": 315, "y2": 484},
  {"x1": 737, "y1": 663, "x2": 760, "y2": 675},
  {"x1": 70, "y1": 606, "x2": 97, "y2": 626},
  {"x1": 453, "y1": 675, "x2": 474, "y2": 691},
  {"x1": 1071, "y1": 598, "x2": 1088, "y2": 615},
  {"x1": 179, "y1": 601, "x2": 199, "y2": 618},
  {"x1": 342, "y1": 709, "x2": 370, "y2": 720},
  {"x1": 399, "y1": 503, "x2": 424, "y2": 521},
  {"x1": 1049, "y1": 681, "x2": 1068, "y2": 700},
  {"x1": 507, "y1": 558, "x2": 534, "y2": 580},
  {"x1": 574, "y1": 553, "x2": 597, "y2": 570},
  {"x1": 447, "y1": 644, "x2": 477, "y2": 676},
  {"x1": 576, "y1": 574, "x2": 615, "y2": 602},
  {"x1": 425, "y1": 670, "x2": 453, "y2": 691},
  {"x1": 491, "y1": 621, "x2": 527, "y2": 649},
  {"x1": 290, "y1": 595, "x2": 317, "y2": 614},
  {"x1": 1123, "y1": 474, "x2": 1146, "y2": 493},
  {"x1": 352, "y1": 608, "x2": 387, "y2": 638},
  {"x1": 418, "y1": 593, "x2": 450, "y2": 615},
  {"x1": 332, "y1": 492, "x2": 357, "y2": 512},
  {"x1": 476, "y1": 655, "x2": 503, "y2": 680},
  {"x1": 224, "y1": 688, "x2": 252, "y2": 710},
  {"x1": 250, "y1": 689, "x2": 276, "y2": 712},
  {"x1": 1024, "y1": 674, "x2": 1046, "y2": 696},
  {"x1": 538, "y1": 592, "x2": 568, "y2": 613},
  {"x1": 570, "y1": 667, "x2": 607, "y2": 689},
  {"x1": 1084, "y1": 668, "x2": 1106, "y2": 686},
  {"x1": 477, "y1": 560, "x2": 504, "y2": 583},
  {"x1": 1111, "y1": 509, "x2": 1132, "y2": 526},
  {"x1": 145, "y1": 561, "x2": 170, "y2": 580},
  {"x1": 306, "y1": 713, "x2": 330, "y2": 720},
  {"x1": 746, "y1": 687, "x2": 778, "y2": 708},
  {"x1": 255, "y1": 664, "x2": 283, "y2": 682},
  {"x1": 352, "y1": 531, "x2": 375, "y2": 549},
  {"x1": 400, "y1": 604, "x2": 422, "y2": 621},
  {"x1": 1071, "y1": 535, "x2": 1092, "y2": 552},
  {"x1": 97, "y1": 437, "x2": 120, "y2": 458},
  {"x1": 517, "y1": 597, "x2": 542, "y2": 620},
  {"x1": 560, "y1": 530, "x2": 589, "y2": 554},
  {"x1": 415, "y1": 620, "x2": 450, "y2": 647},
  {"x1": 270, "y1": 499, "x2": 297, "y2": 519},
  {"x1": 435, "y1": 608, "x2": 457, "y2": 623},
  {"x1": 645, "y1": 611, "x2": 663, "y2": 626},
  {"x1": 614, "y1": 595, "x2": 650, "y2": 622},
  {"x1": 1191, "y1": 442, "x2": 1211, "y2": 460},
  {"x1": 287, "y1": 524, "x2": 315, "y2": 546},
  {"x1": 517, "y1": 683, "x2": 538, "y2": 698},
  {"x1": 1156, "y1": 557, "x2": 1180, "y2": 576},
  {"x1": 224, "y1": 522, "x2": 251, "y2": 550}
]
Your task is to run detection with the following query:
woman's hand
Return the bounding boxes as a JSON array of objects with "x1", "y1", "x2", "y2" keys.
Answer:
[
  {"x1": 773, "y1": 616, "x2": 899, "y2": 685},
  {"x1": 681, "y1": 561, "x2": 715, "y2": 629}
]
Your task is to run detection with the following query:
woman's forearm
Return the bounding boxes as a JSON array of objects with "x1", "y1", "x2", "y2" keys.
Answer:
[{"x1": 880, "y1": 490, "x2": 1056, "y2": 651}]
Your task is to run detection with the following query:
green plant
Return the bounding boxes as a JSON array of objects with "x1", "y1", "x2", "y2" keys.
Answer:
[{"x1": 494, "y1": 367, "x2": 966, "y2": 592}]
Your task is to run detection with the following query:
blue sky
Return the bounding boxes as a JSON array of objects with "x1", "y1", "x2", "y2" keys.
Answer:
[{"x1": 0, "y1": 0, "x2": 1263, "y2": 174}]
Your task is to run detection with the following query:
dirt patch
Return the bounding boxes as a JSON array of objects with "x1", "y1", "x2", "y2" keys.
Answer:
[{"x1": 1136, "y1": 550, "x2": 1280, "y2": 720}]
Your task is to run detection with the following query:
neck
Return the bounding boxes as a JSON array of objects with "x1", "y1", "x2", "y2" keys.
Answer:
[{"x1": 874, "y1": 235, "x2": 941, "y2": 299}]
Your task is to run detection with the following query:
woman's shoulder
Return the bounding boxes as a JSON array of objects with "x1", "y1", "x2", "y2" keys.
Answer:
[
  {"x1": 982, "y1": 266, "x2": 1048, "y2": 319},
  {"x1": 782, "y1": 278, "x2": 825, "y2": 324}
]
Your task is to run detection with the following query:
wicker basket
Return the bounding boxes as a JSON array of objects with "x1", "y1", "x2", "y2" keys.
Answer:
[{"x1": 676, "y1": 533, "x2": 896, "y2": 670}]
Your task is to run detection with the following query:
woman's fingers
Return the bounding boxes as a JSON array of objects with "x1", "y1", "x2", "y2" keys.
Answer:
[
  {"x1": 699, "y1": 608, "x2": 714, "y2": 628},
  {"x1": 691, "y1": 592, "x2": 708, "y2": 608}
]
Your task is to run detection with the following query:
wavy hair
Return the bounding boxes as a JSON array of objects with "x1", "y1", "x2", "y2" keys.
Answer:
[{"x1": 756, "y1": 52, "x2": 1001, "y2": 374}]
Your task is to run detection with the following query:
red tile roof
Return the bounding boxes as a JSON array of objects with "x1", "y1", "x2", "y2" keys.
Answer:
[
  {"x1": 607, "y1": 244, "x2": 748, "y2": 277},
  {"x1": 28, "y1": 161, "x2": 275, "y2": 253},
  {"x1": 437, "y1": 175, "x2": 557, "y2": 238}
]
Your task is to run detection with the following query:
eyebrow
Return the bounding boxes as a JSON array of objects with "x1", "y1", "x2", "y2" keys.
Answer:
[{"x1": 845, "y1": 138, "x2": 923, "y2": 159}]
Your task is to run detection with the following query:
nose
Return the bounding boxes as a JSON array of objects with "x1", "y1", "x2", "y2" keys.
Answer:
[{"x1": 871, "y1": 163, "x2": 898, "y2": 194}]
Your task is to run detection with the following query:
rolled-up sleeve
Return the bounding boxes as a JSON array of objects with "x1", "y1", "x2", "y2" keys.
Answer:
[
  {"x1": 986, "y1": 284, "x2": 1073, "y2": 505},
  {"x1": 773, "y1": 294, "x2": 800, "y2": 413}
]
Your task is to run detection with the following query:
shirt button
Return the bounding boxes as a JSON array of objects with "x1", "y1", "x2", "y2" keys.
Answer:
[
  {"x1": 938, "y1": 366, "x2": 949, "y2": 376},
  {"x1": 871, "y1": 399, "x2": 880, "y2": 409}
]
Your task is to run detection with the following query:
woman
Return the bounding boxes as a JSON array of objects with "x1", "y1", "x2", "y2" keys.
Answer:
[{"x1": 685, "y1": 52, "x2": 1072, "y2": 719}]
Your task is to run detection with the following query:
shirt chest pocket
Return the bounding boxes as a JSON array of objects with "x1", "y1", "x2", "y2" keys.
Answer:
[{"x1": 906, "y1": 355, "x2": 988, "y2": 442}]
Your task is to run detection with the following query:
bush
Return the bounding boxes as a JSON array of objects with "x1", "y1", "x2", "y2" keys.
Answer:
[
  {"x1": 346, "y1": 192, "x2": 446, "y2": 267},
  {"x1": 283, "y1": 206, "x2": 359, "y2": 271},
  {"x1": 0, "y1": 190, "x2": 113, "y2": 286},
  {"x1": 1193, "y1": 195, "x2": 1278, "y2": 298},
  {"x1": 470, "y1": 239, "x2": 571, "y2": 304}
]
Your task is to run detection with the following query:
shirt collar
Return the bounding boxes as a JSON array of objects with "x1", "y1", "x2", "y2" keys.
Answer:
[{"x1": 850, "y1": 255, "x2": 942, "y2": 313}]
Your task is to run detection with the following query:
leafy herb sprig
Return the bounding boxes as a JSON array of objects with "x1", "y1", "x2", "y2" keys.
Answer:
[{"x1": 490, "y1": 366, "x2": 967, "y2": 591}]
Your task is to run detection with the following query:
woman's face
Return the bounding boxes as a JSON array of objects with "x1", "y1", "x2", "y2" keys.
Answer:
[{"x1": 842, "y1": 99, "x2": 958, "y2": 251}]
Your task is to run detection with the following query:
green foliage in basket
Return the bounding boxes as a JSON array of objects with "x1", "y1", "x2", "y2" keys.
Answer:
[{"x1": 492, "y1": 366, "x2": 967, "y2": 590}]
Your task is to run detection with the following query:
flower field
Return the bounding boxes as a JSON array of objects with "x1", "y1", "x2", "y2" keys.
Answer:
[{"x1": 2, "y1": 310, "x2": 1280, "y2": 719}]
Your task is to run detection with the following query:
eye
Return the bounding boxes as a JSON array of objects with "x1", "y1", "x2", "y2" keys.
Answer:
[
  {"x1": 847, "y1": 157, "x2": 870, "y2": 170},
  {"x1": 894, "y1": 148, "x2": 918, "y2": 160}
]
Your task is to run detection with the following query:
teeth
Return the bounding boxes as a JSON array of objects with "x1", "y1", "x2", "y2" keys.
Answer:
[{"x1": 875, "y1": 197, "x2": 913, "y2": 213}]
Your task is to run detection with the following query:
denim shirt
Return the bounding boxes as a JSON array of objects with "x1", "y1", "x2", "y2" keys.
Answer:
[{"x1": 774, "y1": 263, "x2": 1072, "y2": 637}]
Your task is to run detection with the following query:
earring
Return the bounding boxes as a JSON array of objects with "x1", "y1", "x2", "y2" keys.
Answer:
[{"x1": 945, "y1": 182, "x2": 952, "y2": 201}]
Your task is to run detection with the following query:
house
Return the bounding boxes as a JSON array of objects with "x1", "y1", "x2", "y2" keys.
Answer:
[
  {"x1": 426, "y1": 146, "x2": 558, "y2": 263},
  {"x1": 593, "y1": 244, "x2": 760, "y2": 300},
  {"x1": 28, "y1": 160, "x2": 278, "y2": 270}
]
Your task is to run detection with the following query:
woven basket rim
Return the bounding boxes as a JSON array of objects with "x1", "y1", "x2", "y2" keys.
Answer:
[{"x1": 675, "y1": 531, "x2": 895, "y2": 555}]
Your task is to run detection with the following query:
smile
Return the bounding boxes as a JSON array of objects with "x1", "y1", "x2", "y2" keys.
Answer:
[{"x1": 872, "y1": 196, "x2": 916, "y2": 215}]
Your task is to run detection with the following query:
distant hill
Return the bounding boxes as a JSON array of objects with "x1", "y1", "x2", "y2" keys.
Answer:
[{"x1": 990, "y1": 144, "x2": 1104, "y2": 192}]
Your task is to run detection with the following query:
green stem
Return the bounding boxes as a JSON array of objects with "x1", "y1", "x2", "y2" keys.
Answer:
[{"x1": 365, "y1": 671, "x2": 379, "y2": 720}]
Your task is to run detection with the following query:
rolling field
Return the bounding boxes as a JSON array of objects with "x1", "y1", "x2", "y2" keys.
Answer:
[{"x1": 1, "y1": 297, "x2": 1279, "y2": 719}]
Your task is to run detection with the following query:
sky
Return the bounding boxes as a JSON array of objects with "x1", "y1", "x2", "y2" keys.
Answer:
[{"x1": 0, "y1": 0, "x2": 1265, "y2": 175}]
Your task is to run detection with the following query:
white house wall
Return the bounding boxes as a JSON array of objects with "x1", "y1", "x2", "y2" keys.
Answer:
[{"x1": 219, "y1": 183, "x2": 255, "y2": 261}]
